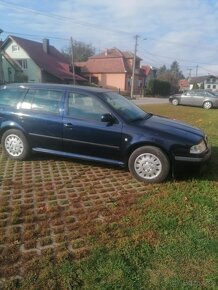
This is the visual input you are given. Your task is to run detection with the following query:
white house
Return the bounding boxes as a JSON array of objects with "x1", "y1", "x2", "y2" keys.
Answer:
[{"x1": 0, "y1": 35, "x2": 85, "y2": 84}]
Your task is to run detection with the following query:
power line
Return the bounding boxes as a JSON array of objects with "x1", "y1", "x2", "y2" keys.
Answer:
[
  {"x1": 1, "y1": 1, "x2": 218, "y2": 76},
  {"x1": 5, "y1": 30, "x2": 217, "y2": 75},
  {"x1": 145, "y1": 36, "x2": 216, "y2": 51},
  {"x1": 1, "y1": 0, "x2": 218, "y2": 59},
  {"x1": 0, "y1": 0, "x2": 132, "y2": 36},
  {"x1": 198, "y1": 66, "x2": 218, "y2": 76},
  {"x1": 140, "y1": 47, "x2": 217, "y2": 67},
  {"x1": 3, "y1": 30, "x2": 69, "y2": 41},
  {"x1": 2, "y1": 0, "x2": 218, "y2": 62}
]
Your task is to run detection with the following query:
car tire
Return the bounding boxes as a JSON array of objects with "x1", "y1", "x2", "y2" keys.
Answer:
[
  {"x1": 172, "y1": 98, "x2": 179, "y2": 106},
  {"x1": 2, "y1": 129, "x2": 30, "y2": 160},
  {"x1": 128, "y1": 146, "x2": 170, "y2": 183},
  {"x1": 203, "y1": 101, "x2": 212, "y2": 109}
]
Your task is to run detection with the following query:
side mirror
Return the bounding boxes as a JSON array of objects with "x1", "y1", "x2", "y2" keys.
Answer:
[{"x1": 101, "y1": 113, "x2": 115, "y2": 124}]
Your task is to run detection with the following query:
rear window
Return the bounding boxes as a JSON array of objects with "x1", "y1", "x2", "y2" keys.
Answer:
[{"x1": 0, "y1": 87, "x2": 27, "y2": 108}]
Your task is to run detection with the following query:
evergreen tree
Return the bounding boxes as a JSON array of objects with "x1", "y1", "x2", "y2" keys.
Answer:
[{"x1": 157, "y1": 61, "x2": 184, "y2": 93}]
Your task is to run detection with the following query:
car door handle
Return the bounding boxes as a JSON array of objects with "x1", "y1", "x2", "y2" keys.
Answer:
[{"x1": 64, "y1": 123, "x2": 73, "y2": 128}]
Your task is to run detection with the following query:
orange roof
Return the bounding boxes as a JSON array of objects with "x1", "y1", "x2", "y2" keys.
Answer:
[
  {"x1": 77, "y1": 48, "x2": 142, "y2": 74},
  {"x1": 80, "y1": 58, "x2": 128, "y2": 73},
  {"x1": 141, "y1": 65, "x2": 153, "y2": 76},
  {"x1": 179, "y1": 79, "x2": 189, "y2": 87}
]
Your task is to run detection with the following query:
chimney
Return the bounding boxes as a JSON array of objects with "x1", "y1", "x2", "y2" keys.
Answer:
[
  {"x1": 43, "y1": 38, "x2": 49, "y2": 54},
  {"x1": 105, "y1": 49, "x2": 108, "y2": 56}
]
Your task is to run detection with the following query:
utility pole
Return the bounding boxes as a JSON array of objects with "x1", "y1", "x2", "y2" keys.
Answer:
[
  {"x1": 187, "y1": 68, "x2": 192, "y2": 78},
  {"x1": 196, "y1": 65, "x2": 198, "y2": 77},
  {"x1": 130, "y1": 35, "x2": 139, "y2": 99},
  {"x1": 70, "y1": 37, "x2": 76, "y2": 85}
]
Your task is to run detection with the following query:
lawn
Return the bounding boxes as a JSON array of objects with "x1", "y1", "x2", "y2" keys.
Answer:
[{"x1": 0, "y1": 104, "x2": 217, "y2": 290}]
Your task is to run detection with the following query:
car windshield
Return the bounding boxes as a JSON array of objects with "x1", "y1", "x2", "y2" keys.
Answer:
[{"x1": 102, "y1": 92, "x2": 149, "y2": 122}]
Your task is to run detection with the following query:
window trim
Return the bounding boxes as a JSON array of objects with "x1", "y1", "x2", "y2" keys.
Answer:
[
  {"x1": 17, "y1": 59, "x2": 28, "y2": 70},
  {"x1": 12, "y1": 45, "x2": 19, "y2": 52}
]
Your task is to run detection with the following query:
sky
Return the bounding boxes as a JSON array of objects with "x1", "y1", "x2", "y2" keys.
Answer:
[{"x1": 0, "y1": 0, "x2": 218, "y2": 77}]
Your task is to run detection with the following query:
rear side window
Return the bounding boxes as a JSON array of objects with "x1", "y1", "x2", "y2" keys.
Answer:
[
  {"x1": 0, "y1": 87, "x2": 26, "y2": 108},
  {"x1": 21, "y1": 89, "x2": 63, "y2": 114}
]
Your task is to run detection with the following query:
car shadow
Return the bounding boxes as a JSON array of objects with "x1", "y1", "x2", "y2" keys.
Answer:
[
  {"x1": 28, "y1": 146, "x2": 218, "y2": 183},
  {"x1": 30, "y1": 152, "x2": 123, "y2": 171}
]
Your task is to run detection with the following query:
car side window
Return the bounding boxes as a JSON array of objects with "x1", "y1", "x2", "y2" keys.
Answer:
[
  {"x1": 67, "y1": 92, "x2": 108, "y2": 121},
  {"x1": 0, "y1": 88, "x2": 27, "y2": 108},
  {"x1": 186, "y1": 91, "x2": 193, "y2": 96},
  {"x1": 21, "y1": 89, "x2": 62, "y2": 114}
]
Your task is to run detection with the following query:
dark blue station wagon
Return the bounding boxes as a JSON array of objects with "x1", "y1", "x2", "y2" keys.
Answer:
[{"x1": 0, "y1": 83, "x2": 211, "y2": 183}]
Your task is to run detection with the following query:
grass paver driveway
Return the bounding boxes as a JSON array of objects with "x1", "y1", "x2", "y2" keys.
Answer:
[
  {"x1": 0, "y1": 103, "x2": 217, "y2": 289},
  {"x1": 0, "y1": 149, "x2": 148, "y2": 282}
]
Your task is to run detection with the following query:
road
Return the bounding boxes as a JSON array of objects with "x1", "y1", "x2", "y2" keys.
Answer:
[{"x1": 133, "y1": 97, "x2": 169, "y2": 105}]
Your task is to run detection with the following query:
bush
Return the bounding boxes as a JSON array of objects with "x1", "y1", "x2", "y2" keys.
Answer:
[{"x1": 147, "y1": 80, "x2": 171, "y2": 96}]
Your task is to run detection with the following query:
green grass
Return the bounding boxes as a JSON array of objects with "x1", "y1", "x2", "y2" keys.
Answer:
[{"x1": 2, "y1": 104, "x2": 218, "y2": 290}]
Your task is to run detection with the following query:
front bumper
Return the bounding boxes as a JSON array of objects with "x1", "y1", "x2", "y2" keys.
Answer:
[
  {"x1": 174, "y1": 145, "x2": 212, "y2": 164},
  {"x1": 173, "y1": 145, "x2": 212, "y2": 174},
  {"x1": 172, "y1": 146, "x2": 212, "y2": 177}
]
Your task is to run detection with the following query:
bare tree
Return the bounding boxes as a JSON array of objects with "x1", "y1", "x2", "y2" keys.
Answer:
[{"x1": 61, "y1": 40, "x2": 96, "y2": 62}]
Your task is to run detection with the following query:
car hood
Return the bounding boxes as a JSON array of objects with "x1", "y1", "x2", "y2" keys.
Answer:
[
  {"x1": 136, "y1": 114, "x2": 204, "y2": 140},
  {"x1": 170, "y1": 94, "x2": 181, "y2": 98}
]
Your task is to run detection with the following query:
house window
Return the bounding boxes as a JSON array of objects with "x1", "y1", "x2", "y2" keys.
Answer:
[
  {"x1": 17, "y1": 59, "x2": 28, "y2": 70},
  {"x1": 12, "y1": 45, "x2": 19, "y2": 52},
  {"x1": 135, "y1": 60, "x2": 140, "y2": 69},
  {"x1": 138, "y1": 80, "x2": 142, "y2": 88},
  {"x1": 207, "y1": 85, "x2": 211, "y2": 89}
]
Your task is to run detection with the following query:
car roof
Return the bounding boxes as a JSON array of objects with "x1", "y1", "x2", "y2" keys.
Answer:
[
  {"x1": 183, "y1": 89, "x2": 215, "y2": 94},
  {"x1": 0, "y1": 83, "x2": 113, "y2": 94}
]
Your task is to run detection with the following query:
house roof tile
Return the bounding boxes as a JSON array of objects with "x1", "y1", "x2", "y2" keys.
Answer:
[
  {"x1": 141, "y1": 65, "x2": 151, "y2": 76},
  {"x1": 189, "y1": 75, "x2": 216, "y2": 84},
  {"x1": 80, "y1": 58, "x2": 128, "y2": 73},
  {"x1": 77, "y1": 48, "x2": 142, "y2": 74},
  {"x1": 179, "y1": 79, "x2": 189, "y2": 88}
]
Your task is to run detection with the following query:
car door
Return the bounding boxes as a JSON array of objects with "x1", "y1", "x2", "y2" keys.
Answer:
[
  {"x1": 18, "y1": 88, "x2": 64, "y2": 150},
  {"x1": 180, "y1": 91, "x2": 194, "y2": 105},
  {"x1": 62, "y1": 91, "x2": 123, "y2": 162},
  {"x1": 191, "y1": 91, "x2": 205, "y2": 106}
]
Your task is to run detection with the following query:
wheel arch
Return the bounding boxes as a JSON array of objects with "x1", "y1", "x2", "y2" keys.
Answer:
[
  {"x1": 125, "y1": 141, "x2": 172, "y2": 166},
  {"x1": 0, "y1": 123, "x2": 27, "y2": 143},
  {"x1": 127, "y1": 143, "x2": 172, "y2": 183}
]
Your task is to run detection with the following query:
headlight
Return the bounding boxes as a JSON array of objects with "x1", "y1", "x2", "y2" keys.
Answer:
[{"x1": 190, "y1": 140, "x2": 207, "y2": 154}]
